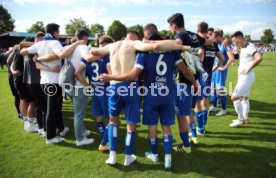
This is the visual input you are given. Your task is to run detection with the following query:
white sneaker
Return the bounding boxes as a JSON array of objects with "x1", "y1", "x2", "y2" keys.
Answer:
[
  {"x1": 46, "y1": 136, "x2": 65, "y2": 144},
  {"x1": 83, "y1": 129, "x2": 91, "y2": 137},
  {"x1": 232, "y1": 119, "x2": 249, "y2": 124},
  {"x1": 230, "y1": 119, "x2": 245, "y2": 127},
  {"x1": 42, "y1": 131, "x2": 46, "y2": 138},
  {"x1": 38, "y1": 128, "x2": 44, "y2": 135},
  {"x1": 106, "y1": 151, "x2": 116, "y2": 165},
  {"x1": 26, "y1": 122, "x2": 38, "y2": 133},
  {"x1": 209, "y1": 106, "x2": 218, "y2": 112},
  {"x1": 124, "y1": 154, "x2": 137, "y2": 166},
  {"x1": 216, "y1": 110, "x2": 227, "y2": 116},
  {"x1": 145, "y1": 152, "x2": 159, "y2": 163},
  {"x1": 76, "y1": 137, "x2": 94, "y2": 146},
  {"x1": 60, "y1": 127, "x2": 69, "y2": 137}
]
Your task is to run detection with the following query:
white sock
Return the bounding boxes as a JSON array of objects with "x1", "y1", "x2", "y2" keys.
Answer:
[
  {"x1": 165, "y1": 154, "x2": 171, "y2": 162},
  {"x1": 29, "y1": 117, "x2": 35, "y2": 123},
  {"x1": 241, "y1": 100, "x2": 250, "y2": 120},
  {"x1": 110, "y1": 151, "x2": 116, "y2": 159},
  {"x1": 106, "y1": 151, "x2": 116, "y2": 164},
  {"x1": 233, "y1": 100, "x2": 243, "y2": 120}
]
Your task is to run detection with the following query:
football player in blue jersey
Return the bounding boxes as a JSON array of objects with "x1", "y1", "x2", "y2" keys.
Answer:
[
  {"x1": 75, "y1": 35, "x2": 114, "y2": 151},
  {"x1": 209, "y1": 29, "x2": 235, "y2": 116},
  {"x1": 99, "y1": 23, "x2": 197, "y2": 169},
  {"x1": 87, "y1": 30, "x2": 188, "y2": 166}
]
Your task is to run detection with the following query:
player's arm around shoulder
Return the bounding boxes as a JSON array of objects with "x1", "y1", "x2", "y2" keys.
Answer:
[
  {"x1": 35, "y1": 62, "x2": 61, "y2": 73},
  {"x1": 55, "y1": 40, "x2": 84, "y2": 59},
  {"x1": 81, "y1": 51, "x2": 101, "y2": 62},
  {"x1": 100, "y1": 67, "x2": 142, "y2": 83},
  {"x1": 20, "y1": 42, "x2": 37, "y2": 56},
  {"x1": 37, "y1": 54, "x2": 59, "y2": 62},
  {"x1": 90, "y1": 44, "x2": 111, "y2": 57},
  {"x1": 153, "y1": 39, "x2": 190, "y2": 51}
]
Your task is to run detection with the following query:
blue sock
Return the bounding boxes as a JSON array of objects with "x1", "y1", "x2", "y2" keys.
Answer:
[
  {"x1": 211, "y1": 92, "x2": 218, "y2": 107},
  {"x1": 125, "y1": 131, "x2": 136, "y2": 155},
  {"x1": 180, "y1": 132, "x2": 190, "y2": 147},
  {"x1": 100, "y1": 125, "x2": 109, "y2": 146},
  {"x1": 148, "y1": 137, "x2": 158, "y2": 154},
  {"x1": 195, "y1": 111, "x2": 204, "y2": 133},
  {"x1": 202, "y1": 110, "x2": 209, "y2": 127},
  {"x1": 97, "y1": 122, "x2": 105, "y2": 137},
  {"x1": 189, "y1": 122, "x2": 197, "y2": 138},
  {"x1": 108, "y1": 124, "x2": 117, "y2": 152},
  {"x1": 220, "y1": 95, "x2": 227, "y2": 110},
  {"x1": 163, "y1": 135, "x2": 173, "y2": 154}
]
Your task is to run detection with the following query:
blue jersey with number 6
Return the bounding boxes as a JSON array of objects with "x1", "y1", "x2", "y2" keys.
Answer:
[{"x1": 135, "y1": 51, "x2": 182, "y2": 105}]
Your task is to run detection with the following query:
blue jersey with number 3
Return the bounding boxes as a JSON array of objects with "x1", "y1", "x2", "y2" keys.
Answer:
[
  {"x1": 135, "y1": 51, "x2": 182, "y2": 105},
  {"x1": 80, "y1": 56, "x2": 110, "y2": 87}
]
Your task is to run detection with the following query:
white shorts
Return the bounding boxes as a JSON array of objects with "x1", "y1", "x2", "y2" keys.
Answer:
[{"x1": 233, "y1": 71, "x2": 255, "y2": 97}]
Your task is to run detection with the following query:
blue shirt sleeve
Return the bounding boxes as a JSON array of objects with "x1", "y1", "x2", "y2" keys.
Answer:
[
  {"x1": 134, "y1": 52, "x2": 146, "y2": 70},
  {"x1": 80, "y1": 58, "x2": 88, "y2": 67}
]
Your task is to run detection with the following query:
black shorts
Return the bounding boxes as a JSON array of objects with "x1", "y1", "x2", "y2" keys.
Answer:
[{"x1": 14, "y1": 81, "x2": 33, "y2": 102}]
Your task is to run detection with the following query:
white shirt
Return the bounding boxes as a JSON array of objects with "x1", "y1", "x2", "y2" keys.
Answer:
[
  {"x1": 64, "y1": 45, "x2": 89, "y2": 87},
  {"x1": 27, "y1": 40, "x2": 63, "y2": 84},
  {"x1": 238, "y1": 42, "x2": 257, "y2": 74}
]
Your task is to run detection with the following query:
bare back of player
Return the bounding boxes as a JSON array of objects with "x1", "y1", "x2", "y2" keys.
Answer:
[{"x1": 89, "y1": 31, "x2": 189, "y2": 166}]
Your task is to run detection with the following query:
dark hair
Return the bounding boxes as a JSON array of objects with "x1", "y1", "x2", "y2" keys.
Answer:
[
  {"x1": 208, "y1": 27, "x2": 214, "y2": 32},
  {"x1": 214, "y1": 29, "x2": 224, "y2": 37},
  {"x1": 144, "y1": 23, "x2": 158, "y2": 34},
  {"x1": 23, "y1": 37, "x2": 34, "y2": 42},
  {"x1": 99, "y1": 35, "x2": 114, "y2": 45},
  {"x1": 198, "y1": 22, "x2": 208, "y2": 33},
  {"x1": 75, "y1": 28, "x2": 89, "y2": 40},
  {"x1": 231, "y1": 31, "x2": 244, "y2": 38},
  {"x1": 45, "y1": 23, "x2": 60, "y2": 35},
  {"x1": 35, "y1": 31, "x2": 45, "y2": 38},
  {"x1": 127, "y1": 30, "x2": 140, "y2": 39},
  {"x1": 167, "y1": 13, "x2": 184, "y2": 28},
  {"x1": 148, "y1": 33, "x2": 162, "y2": 41}
]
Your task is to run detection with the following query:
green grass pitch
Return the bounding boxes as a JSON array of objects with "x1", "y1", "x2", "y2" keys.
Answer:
[{"x1": 0, "y1": 52, "x2": 275, "y2": 178}]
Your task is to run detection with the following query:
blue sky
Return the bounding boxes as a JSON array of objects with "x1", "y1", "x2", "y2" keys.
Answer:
[{"x1": 2, "y1": 0, "x2": 276, "y2": 40}]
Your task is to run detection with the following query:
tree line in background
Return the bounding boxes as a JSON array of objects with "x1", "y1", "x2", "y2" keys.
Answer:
[{"x1": 0, "y1": 4, "x2": 275, "y2": 44}]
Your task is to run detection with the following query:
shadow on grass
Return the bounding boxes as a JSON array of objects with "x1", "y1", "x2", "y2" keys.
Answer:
[
  {"x1": 172, "y1": 144, "x2": 276, "y2": 177},
  {"x1": 206, "y1": 131, "x2": 276, "y2": 143},
  {"x1": 56, "y1": 93, "x2": 276, "y2": 177},
  {"x1": 208, "y1": 98, "x2": 276, "y2": 120}
]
